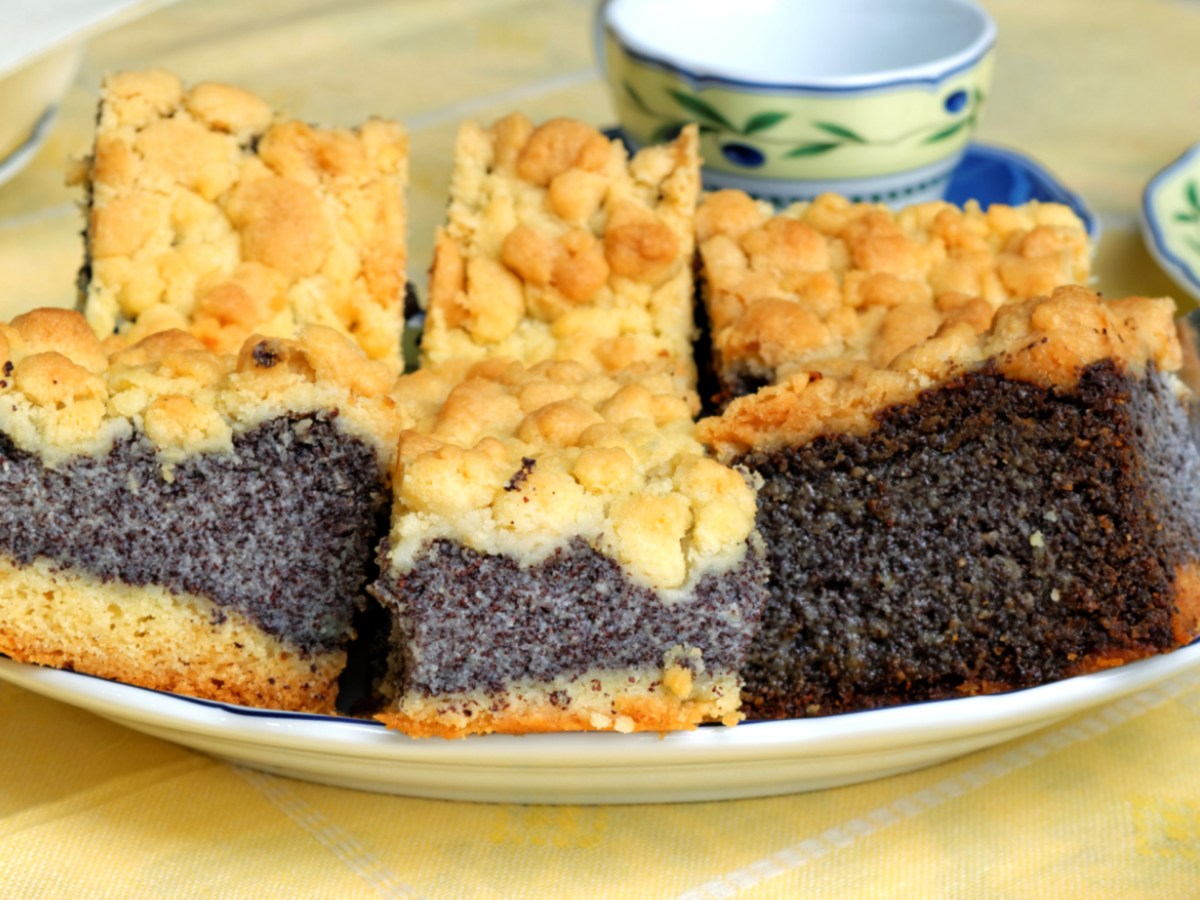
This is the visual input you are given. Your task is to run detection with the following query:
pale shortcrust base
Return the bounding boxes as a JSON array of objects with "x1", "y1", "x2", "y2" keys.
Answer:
[
  {"x1": 0, "y1": 555, "x2": 342, "y2": 713},
  {"x1": 376, "y1": 664, "x2": 743, "y2": 739}
]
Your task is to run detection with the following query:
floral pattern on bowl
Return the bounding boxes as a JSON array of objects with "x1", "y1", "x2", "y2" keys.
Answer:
[
  {"x1": 597, "y1": 0, "x2": 996, "y2": 205},
  {"x1": 614, "y1": 51, "x2": 994, "y2": 184},
  {"x1": 1142, "y1": 143, "x2": 1200, "y2": 308},
  {"x1": 628, "y1": 80, "x2": 989, "y2": 175}
]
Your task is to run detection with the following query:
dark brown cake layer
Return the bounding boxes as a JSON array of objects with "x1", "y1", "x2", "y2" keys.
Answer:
[
  {"x1": 0, "y1": 414, "x2": 387, "y2": 655},
  {"x1": 738, "y1": 360, "x2": 1200, "y2": 720},
  {"x1": 370, "y1": 537, "x2": 768, "y2": 697}
]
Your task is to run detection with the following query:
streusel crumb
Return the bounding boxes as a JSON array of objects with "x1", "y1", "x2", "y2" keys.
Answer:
[
  {"x1": 420, "y1": 115, "x2": 701, "y2": 387},
  {"x1": 385, "y1": 358, "x2": 756, "y2": 591},
  {"x1": 699, "y1": 285, "x2": 1180, "y2": 459},
  {"x1": 75, "y1": 69, "x2": 409, "y2": 370},
  {"x1": 697, "y1": 190, "x2": 1091, "y2": 399},
  {"x1": 0, "y1": 308, "x2": 406, "y2": 466}
]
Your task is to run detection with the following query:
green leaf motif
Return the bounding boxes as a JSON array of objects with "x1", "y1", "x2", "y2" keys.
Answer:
[
  {"x1": 923, "y1": 120, "x2": 968, "y2": 144},
  {"x1": 667, "y1": 90, "x2": 736, "y2": 132},
  {"x1": 623, "y1": 80, "x2": 654, "y2": 117},
  {"x1": 1186, "y1": 180, "x2": 1200, "y2": 214},
  {"x1": 784, "y1": 142, "x2": 840, "y2": 158},
  {"x1": 650, "y1": 121, "x2": 688, "y2": 144},
  {"x1": 814, "y1": 122, "x2": 865, "y2": 143},
  {"x1": 1186, "y1": 235, "x2": 1200, "y2": 256},
  {"x1": 1175, "y1": 211, "x2": 1200, "y2": 223},
  {"x1": 743, "y1": 111, "x2": 789, "y2": 135}
]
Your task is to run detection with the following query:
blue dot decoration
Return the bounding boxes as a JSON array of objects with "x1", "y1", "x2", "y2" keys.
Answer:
[
  {"x1": 944, "y1": 89, "x2": 969, "y2": 114},
  {"x1": 721, "y1": 142, "x2": 766, "y2": 169}
]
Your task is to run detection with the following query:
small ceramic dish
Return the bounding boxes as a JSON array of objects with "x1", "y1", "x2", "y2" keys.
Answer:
[
  {"x1": 944, "y1": 141, "x2": 1099, "y2": 241},
  {"x1": 0, "y1": 0, "x2": 172, "y2": 188},
  {"x1": 1141, "y1": 143, "x2": 1200, "y2": 306},
  {"x1": 598, "y1": 0, "x2": 996, "y2": 206}
]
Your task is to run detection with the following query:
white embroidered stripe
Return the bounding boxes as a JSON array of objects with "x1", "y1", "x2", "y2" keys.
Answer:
[
  {"x1": 675, "y1": 668, "x2": 1200, "y2": 900},
  {"x1": 232, "y1": 766, "x2": 423, "y2": 899}
]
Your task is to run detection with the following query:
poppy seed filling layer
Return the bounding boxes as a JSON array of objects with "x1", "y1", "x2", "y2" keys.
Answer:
[
  {"x1": 738, "y1": 361, "x2": 1200, "y2": 719},
  {"x1": 0, "y1": 414, "x2": 387, "y2": 655}
]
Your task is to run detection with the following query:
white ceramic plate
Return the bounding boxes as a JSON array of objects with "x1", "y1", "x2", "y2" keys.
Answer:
[
  {"x1": 0, "y1": 105, "x2": 63, "y2": 189},
  {"x1": 3, "y1": 643, "x2": 1198, "y2": 804},
  {"x1": 1141, "y1": 142, "x2": 1200, "y2": 305}
]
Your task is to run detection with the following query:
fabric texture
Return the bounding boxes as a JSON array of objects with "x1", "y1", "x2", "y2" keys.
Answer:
[{"x1": 2, "y1": 670, "x2": 1200, "y2": 897}]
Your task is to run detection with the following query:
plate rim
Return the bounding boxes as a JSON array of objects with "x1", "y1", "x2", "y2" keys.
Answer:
[
  {"x1": 944, "y1": 139, "x2": 1100, "y2": 240},
  {"x1": 3, "y1": 641, "x2": 1198, "y2": 769},
  {"x1": 0, "y1": 1, "x2": 173, "y2": 81}
]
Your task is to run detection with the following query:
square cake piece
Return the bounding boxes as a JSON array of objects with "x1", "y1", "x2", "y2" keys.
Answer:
[
  {"x1": 371, "y1": 359, "x2": 767, "y2": 737},
  {"x1": 420, "y1": 115, "x2": 700, "y2": 386},
  {"x1": 0, "y1": 309, "x2": 405, "y2": 713},
  {"x1": 74, "y1": 69, "x2": 409, "y2": 370},
  {"x1": 695, "y1": 190, "x2": 1091, "y2": 405},
  {"x1": 700, "y1": 286, "x2": 1200, "y2": 719}
]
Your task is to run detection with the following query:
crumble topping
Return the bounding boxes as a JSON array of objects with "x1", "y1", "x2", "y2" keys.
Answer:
[
  {"x1": 697, "y1": 190, "x2": 1091, "y2": 391},
  {"x1": 0, "y1": 308, "x2": 406, "y2": 466},
  {"x1": 700, "y1": 285, "x2": 1182, "y2": 459},
  {"x1": 420, "y1": 115, "x2": 700, "y2": 385},
  {"x1": 384, "y1": 358, "x2": 758, "y2": 592},
  {"x1": 74, "y1": 69, "x2": 409, "y2": 369}
]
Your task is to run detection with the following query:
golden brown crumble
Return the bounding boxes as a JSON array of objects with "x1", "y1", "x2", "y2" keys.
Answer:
[
  {"x1": 420, "y1": 115, "x2": 701, "y2": 386},
  {"x1": 75, "y1": 69, "x2": 409, "y2": 370},
  {"x1": 0, "y1": 308, "x2": 406, "y2": 466},
  {"x1": 384, "y1": 358, "x2": 757, "y2": 591},
  {"x1": 697, "y1": 190, "x2": 1091, "y2": 393},
  {"x1": 699, "y1": 285, "x2": 1181, "y2": 459}
]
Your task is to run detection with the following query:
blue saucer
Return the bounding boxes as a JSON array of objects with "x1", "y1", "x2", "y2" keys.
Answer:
[{"x1": 945, "y1": 143, "x2": 1098, "y2": 239}]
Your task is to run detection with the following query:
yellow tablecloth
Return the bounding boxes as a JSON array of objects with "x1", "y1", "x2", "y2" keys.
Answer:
[{"x1": 2, "y1": 1, "x2": 1200, "y2": 896}]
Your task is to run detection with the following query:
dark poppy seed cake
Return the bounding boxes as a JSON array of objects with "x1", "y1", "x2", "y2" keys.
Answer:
[
  {"x1": 371, "y1": 359, "x2": 767, "y2": 737},
  {"x1": 72, "y1": 69, "x2": 410, "y2": 370},
  {"x1": 0, "y1": 309, "x2": 405, "y2": 712},
  {"x1": 700, "y1": 286, "x2": 1200, "y2": 719},
  {"x1": 420, "y1": 114, "x2": 701, "y2": 386},
  {"x1": 695, "y1": 190, "x2": 1090, "y2": 406}
]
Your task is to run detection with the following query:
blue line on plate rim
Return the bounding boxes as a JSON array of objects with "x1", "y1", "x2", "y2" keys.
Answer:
[{"x1": 8, "y1": 635, "x2": 1197, "y2": 730}]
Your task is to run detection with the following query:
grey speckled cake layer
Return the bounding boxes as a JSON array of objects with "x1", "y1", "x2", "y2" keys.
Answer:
[
  {"x1": 371, "y1": 537, "x2": 768, "y2": 698},
  {"x1": 737, "y1": 361, "x2": 1200, "y2": 720},
  {"x1": 0, "y1": 413, "x2": 387, "y2": 655}
]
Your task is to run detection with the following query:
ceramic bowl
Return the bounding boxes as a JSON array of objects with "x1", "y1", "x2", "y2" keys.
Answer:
[
  {"x1": 598, "y1": 0, "x2": 996, "y2": 206},
  {"x1": 1141, "y1": 143, "x2": 1200, "y2": 310},
  {"x1": 0, "y1": 0, "x2": 175, "y2": 188}
]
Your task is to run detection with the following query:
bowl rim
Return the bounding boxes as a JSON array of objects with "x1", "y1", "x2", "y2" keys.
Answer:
[
  {"x1": 601, "y1": 0, "x2": 997, "y2": 94},
  {"x1": 0, "y1": 0, "x2": 172, "y2": 81}
]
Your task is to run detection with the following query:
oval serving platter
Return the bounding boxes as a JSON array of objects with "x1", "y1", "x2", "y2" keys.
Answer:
[{"x1": 2, "y1": 641, "x2": 1197, "y2": 804}]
